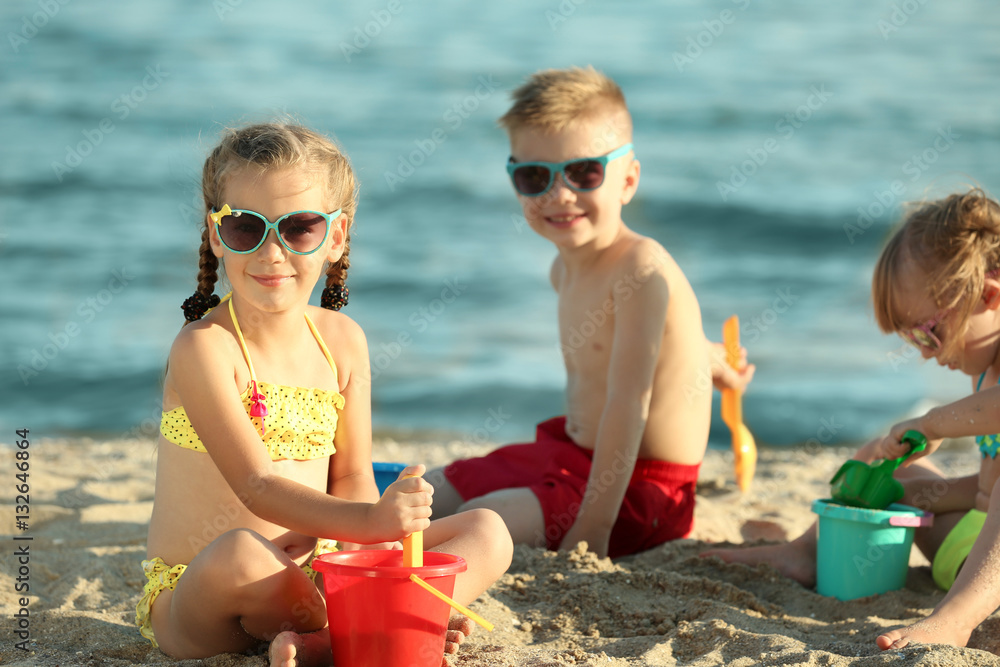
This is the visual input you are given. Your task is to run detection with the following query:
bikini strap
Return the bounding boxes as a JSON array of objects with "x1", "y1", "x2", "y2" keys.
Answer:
[
  {"x1": 305, "y1": 312, "x2": 340, "y2": 384},
  {"x1": 977, "y1": 371, "x2": 987, "y2": 393},
  {"x1": 228, "y1": 297, "x2": 260, "y2": 385},
  {"x1": 227, "y1": 295, "x2": 338, "y2": 386},
  {"x1": 227, "y1": 296, "x2": 268, "y2": 431}
]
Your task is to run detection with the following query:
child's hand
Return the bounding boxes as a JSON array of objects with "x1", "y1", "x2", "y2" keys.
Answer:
[
  {"x1": 851, "y1": 437, "x2": 886, "y2": 464},
  {"x1": 876, "y1": 418, "x2": 942, "y2": 466},
  {"x1": 710, "y1": 341, "x2": 756, "y2": 393},
  {"x1": 559, "y1": 523, "x2": 611, "y2": 559},
  {"x1": 366, "y1": 464, "x2": 433, "y2": 543}
]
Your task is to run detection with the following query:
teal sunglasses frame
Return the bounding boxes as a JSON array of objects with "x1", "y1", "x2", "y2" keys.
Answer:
[
  {"x1": 209, "y1": 204, "x2": 343, "y2": 255},
  {"x1": 505, "y1": 142, "x2": 634, "y2": 197}
]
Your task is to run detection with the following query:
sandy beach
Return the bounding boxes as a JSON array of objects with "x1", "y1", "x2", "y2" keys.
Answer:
[{"x1": 2, "y1": 435, "x2": 999, "y2": 667}]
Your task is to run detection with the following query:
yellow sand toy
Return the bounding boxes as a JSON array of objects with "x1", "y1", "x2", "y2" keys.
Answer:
[
  {"x1": 401, "y1": 474, "x2": 492, "y2": 631},
  {"x1": 721, "y1": 315, "x2": 757, "y2": 492}
]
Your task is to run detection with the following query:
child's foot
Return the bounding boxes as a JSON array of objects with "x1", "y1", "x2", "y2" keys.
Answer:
[
  {"x1": 701, "y1": 539, "x2": 816, "y2": 588},
  {"x1": 876, "y1": 612, "x2": 973, "y2": 651},
  {"x1": 444, "y1": 614, "x2": 474, "y2": 655},
  {"x1": 269, "y1": 630, "x2": 331, "y2": 667},
  {"x1": 268, "y1": 616, "x2": 471, "y2": 667}
]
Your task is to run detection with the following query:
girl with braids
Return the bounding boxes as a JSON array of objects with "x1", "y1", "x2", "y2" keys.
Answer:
[
  {"x1": 705, "y1": 188, "x2": 1000, "y2": 651},
  {"x1": 139, "y1": 122, "x2": 512, "y2": 667}
]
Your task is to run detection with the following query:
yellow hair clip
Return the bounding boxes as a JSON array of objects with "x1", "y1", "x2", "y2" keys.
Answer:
[{"x1": 209, "y1": 204, "x2": 233, "y2": 225}]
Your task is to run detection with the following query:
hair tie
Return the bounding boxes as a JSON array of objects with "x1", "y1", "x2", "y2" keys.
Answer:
[
  {"x1": 182, "y1": 291, "x2": 221, "y2": 322},
  {"x1": 321, "y1": 285, "x2": 349, "y2": 311}
]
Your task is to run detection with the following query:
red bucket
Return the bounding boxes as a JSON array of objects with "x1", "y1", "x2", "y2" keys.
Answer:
[{"x1": 312, "y1": 550, "x2": 467, "y2": 667}]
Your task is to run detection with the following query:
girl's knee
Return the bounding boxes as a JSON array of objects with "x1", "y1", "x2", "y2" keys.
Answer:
[
  {"x1": 199, "y1": 529, "x2": 284, "y2": 584},
  {"x1": 457, "y1": 495, "x2": 495, "y2": 514},
  {"x1": 464, "y1": 508, "x2": 513, "y2": 565}
]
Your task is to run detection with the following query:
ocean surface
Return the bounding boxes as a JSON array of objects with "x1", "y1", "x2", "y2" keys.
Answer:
[{"x1": 3, "y1": 0, "x2": 1000, "y2": 449}]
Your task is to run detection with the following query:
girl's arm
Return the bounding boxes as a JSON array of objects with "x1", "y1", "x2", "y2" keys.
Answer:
[
  {"x1": 323, "y1": 314, "x2": 404, "y2": 550},
  {"x1": 877, "y1": 385, "x2": 1000, "y2": 464},
  {"x1": 326, "y1": 314, "x2": 380, "y2": 505},
  {"x1": 170, "y1": 323, "x2": 431, "y2": 545}
]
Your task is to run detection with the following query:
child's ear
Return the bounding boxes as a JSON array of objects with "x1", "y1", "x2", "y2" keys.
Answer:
[
  {"x1": 984, "y1": 278, "x2": 1000, "y2": 310},
  {"x1": 325, "y1": 212, "x2": 349, "y2": 263},
  {"x1": 620, "y1": 158, "x2": 640, "y2": 206},
  {"x1": 207, "y1": 215, "x2": 224, "y2": 259}
]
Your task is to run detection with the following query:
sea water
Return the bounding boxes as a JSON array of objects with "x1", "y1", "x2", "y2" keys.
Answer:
[{"x1": 2, "y1": 0, "x2": 999, "y2": 448}]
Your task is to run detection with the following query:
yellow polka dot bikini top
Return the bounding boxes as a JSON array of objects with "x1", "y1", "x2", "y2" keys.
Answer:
[{"x1": 160, "y1": 296, "x2": 345, "y2": 461}]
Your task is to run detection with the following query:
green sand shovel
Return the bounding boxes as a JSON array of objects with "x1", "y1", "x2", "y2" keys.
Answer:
[{"x1": 829, "y1": 430, "x2": 927, "y2": 509}]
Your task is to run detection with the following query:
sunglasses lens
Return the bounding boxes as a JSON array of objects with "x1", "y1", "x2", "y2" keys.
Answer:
[
  {"x1": 219, "y1": 214, "x2": 265, "y2": 252},
  {"x1": 901, "y1": 328, "x2": 937, "y2": 351},
  {"x1": 512, "y1": 165, "x2": 552, "y2": 196},
  {"x1": 563, "y1": 159, "x2": 605, "y2": 190},
  {"x1": 278, "y1": 213, "x2": 328, "y2": 253},
  {"x1": 913, "y1": 329, "x2": 938, "y2": 349}
]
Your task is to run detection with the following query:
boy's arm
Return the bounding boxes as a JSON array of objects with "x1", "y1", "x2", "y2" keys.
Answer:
[{"x1": 558, "y1": 259, "x2": 669, "y2": 558}]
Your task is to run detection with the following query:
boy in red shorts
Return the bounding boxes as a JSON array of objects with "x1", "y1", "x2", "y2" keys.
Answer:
[{"x1": 429, "y1": 66, "x2": 753, "y2": 559}]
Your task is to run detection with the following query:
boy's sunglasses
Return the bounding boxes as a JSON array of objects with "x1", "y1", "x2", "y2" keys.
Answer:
[
  {"x1": 506, "y1": 143, "x2": 634, "y2": 197},
  {"x1": 209, "y1": 204, "x2": 342, "y2": 255}
]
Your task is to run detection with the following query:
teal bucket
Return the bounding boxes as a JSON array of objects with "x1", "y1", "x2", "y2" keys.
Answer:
[{"x1": 813, "y1": 499, "x2": 932, "y2": 601}]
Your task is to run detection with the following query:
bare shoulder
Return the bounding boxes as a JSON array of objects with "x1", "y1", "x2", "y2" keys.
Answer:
[
  {"x1": 165, "y1": 315, "x2": 242, "y2": 401},
  {"x1": 306, "y1": 306, "x2": 369, "y2": 359},
  {"x1": 550, "y1": 255, "x2": 566, "y2": 290},
  {"x1": 610, "y1": 234, "x2": 678, "y2": 287},
  {"x1": 168, "y1": 315, "x2": 234, "y2": 368}
]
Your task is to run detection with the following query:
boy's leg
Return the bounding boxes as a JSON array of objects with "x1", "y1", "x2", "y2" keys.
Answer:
[
  {"x1": 427, "y1": 442, "x2": 547, "y2": 519},
  {"x1": 429, "y1": 418, "x2": 572, "y2": 520},
  {"x1": 151, "y1": 529, "x2": 327, "y2": 661},
  {"x1": 427, "y1": 463, "x2": 548, "y2": 545},
  {"x1": 459, "y1": 488, "x2": 549, "y2": 550},
  {"x1": 425, "y1": 465, "x2": 466, "y2": 518}
]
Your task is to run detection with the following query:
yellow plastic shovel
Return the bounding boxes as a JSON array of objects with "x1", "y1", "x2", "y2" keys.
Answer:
[
  {"x1": 400, "y1": 473, "x2": 425, "y2": 568},
  {"x1": 400, "y1": 475, "x2": 493, "y2": 631},
  {"x1": 721, "y1": 315, "x2": 757, "y2": 492}
]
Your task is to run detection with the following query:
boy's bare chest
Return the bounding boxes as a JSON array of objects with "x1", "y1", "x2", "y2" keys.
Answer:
[{"x1": 557, "y1": 276, "x2": 617, "y2": 364}]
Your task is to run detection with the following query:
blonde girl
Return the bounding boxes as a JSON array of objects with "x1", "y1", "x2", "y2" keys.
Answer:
[
  {"x1": 706, "y1": 188, "x2": 1000, "y2": 652},
  {"x1": 870, "y1": 188, "x2": 1000, "y2": 650},
  {"x1": 138, "y1": 122, "x2": 512, "y2": 666}
]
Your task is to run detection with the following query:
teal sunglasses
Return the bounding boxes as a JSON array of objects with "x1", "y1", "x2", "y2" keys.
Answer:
[
  {"x1": 506, "y1": 143, "x2": 634, "y2": 197},
  {"x1": 209, "y1": 204, "x2": 342, "y2": 255}
]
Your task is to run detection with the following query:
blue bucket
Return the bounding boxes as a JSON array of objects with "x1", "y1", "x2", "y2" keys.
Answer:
[
  {"x1": 812, "y1": 498, "x2": 932, "y2": 601},
  {"x1": 372, "y1": 462, "x2": 406, "y2": 495}
]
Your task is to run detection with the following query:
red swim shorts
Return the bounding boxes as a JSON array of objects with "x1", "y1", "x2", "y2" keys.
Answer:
[{"x1": 443, "y1": 416, "x2": 700, "y2": 558}]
